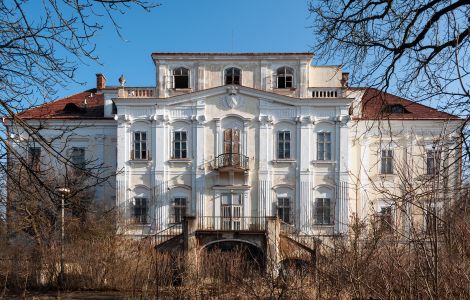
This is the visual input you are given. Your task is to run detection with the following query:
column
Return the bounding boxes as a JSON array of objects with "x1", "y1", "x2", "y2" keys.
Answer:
[
  {"x1": 115, "y1": 115, "x2": 130, "y2": 232},
  {"x1": 258, "y1": 115, "x2": 273, "y2": 218},
  {"x1": 336, "y1": 116, "x2": 350, "y2": 233},
  {"x1": 298, "y1": 116, "x2": 313, "y2": 232},
  {"x1": 154, "y1": 114, "x2": 169, "y2": 231}
]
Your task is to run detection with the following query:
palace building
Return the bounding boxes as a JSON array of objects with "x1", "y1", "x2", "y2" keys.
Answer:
[{"x1": 6, "y1": 52, "x2": 463, "y2": 265}]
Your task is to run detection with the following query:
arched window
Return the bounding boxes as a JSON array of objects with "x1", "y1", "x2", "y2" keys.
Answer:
[
  {"x1": 276, "y1": 67, "x2": 294, "y2": 88},
  {"x1": 173, "y1": 67, "x2": 189, "y2": 89},
  {"x1": 225, "y1": 67, "x2": 241, "y2": 85}
]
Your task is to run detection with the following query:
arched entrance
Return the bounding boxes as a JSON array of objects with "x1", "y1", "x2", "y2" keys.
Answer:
[{"x1": 199, "y1": 239, "x2": 265, "y2": 279}]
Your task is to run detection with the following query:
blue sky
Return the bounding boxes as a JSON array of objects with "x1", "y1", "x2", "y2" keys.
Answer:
[{"x1": 53, "y1": 0, "x2": 319, "y2": 99}]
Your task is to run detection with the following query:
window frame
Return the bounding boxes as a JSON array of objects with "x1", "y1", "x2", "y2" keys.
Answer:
[
  {"x1": 314, "y1": 198, "x2": 333, "y2": 225},
  {"x1": 380, "y1": 149, "x2": 394, "y2": 174},
  {"x1": 171, "y1": 197, "x2": 187, "y2": 224},
  {"x1": 317, "y1": 132, "x2": 332, "y2": 161},
  {"x1": 375, "y1": 204, "x2": 394, "y2": 232},
  {"x1": 28, "y1": 147, "x2": 41, "y2": 171},
  {"x1": 172, "y1": 67, "x2": 190, "y2": 89},
  {"x1": 424, "y1": 202, "x2": 444, "y2": 235},
  {"x1": 426, "y1": 149, "x2": 440, "y2": 175},
  {"x1": 172, "y1": 130, "x2": 188, "y2": 159},
  {"x1": 70, "y1": 147, "x2": 86, "y2": 169},
  {"x1": 132, "y1": 131, "x2": 148, "y2": 160},
  {"x1": 132, "y1": 197, "x2": 148, "y2": 224},
  {"x1": 277, "y1": 197, "x2": 292, "y2": 224},
  {"x1": 224, "y1": 67, "x2": 241, "y2": 85},
  {"x1": 276, "y1": 66, "x2": 294, "y2": 89},
  {"x1": 277, "y1": 130, "x2": 291, "y2": 159}
]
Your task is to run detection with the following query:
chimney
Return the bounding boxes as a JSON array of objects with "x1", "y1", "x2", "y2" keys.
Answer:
[
  {"x1": 341, "y1": 72, "x2": 349, "y2": 87},
  {"x1": 96, "y1": 73, "x2": 106, "y2": 90}
]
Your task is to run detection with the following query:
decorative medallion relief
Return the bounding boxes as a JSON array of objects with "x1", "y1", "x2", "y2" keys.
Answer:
[{"x1": 221, "y1": 85, "x2": 244, "y2": 109}]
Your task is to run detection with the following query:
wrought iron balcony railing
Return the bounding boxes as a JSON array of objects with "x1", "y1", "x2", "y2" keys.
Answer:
[
  {"x1": 213, "y1": 153, "x2": 249, "y2": 171},
  {"x1": 198, "y1": 216, "x2": 265, "y2": 232}
]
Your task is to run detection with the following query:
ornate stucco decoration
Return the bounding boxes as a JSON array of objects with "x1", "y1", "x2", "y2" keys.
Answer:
[
  {"x1": 258, "y1": 115, "x2": 273, "y2": 127},
  {"x1": 191, "y1": 115, "x2": 206, "y2": 125},
  {"x1": 153, "y1": 114, "x2": 170, "y2": 125},
  {"x1": 222, "y1": 85, "x2": 243, "y2": 109}
]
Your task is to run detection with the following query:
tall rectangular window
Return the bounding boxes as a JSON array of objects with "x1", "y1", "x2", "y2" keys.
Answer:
[
  {"x1": 133, "y1": 132, "x2": 147, "y2": 160},
  {"x1": 172, "y1": 131, "x2": 187, "y2": 159},
  {"x1": 381, "y1": 150, "x2": 394, "y2": 174},
  {"x1": 314, "y1": 198, "x2": 332, "y2": 225},
  {"x1": 377, "y1": 205, "x2": 393, "y2": 232},
  {"x1": 277, "y1": 197, "x2": 291, "y2": 224},
  {"x1": 70, "y1": 147, "x2": 86, "y2": 169},
  {"x1": 28, "y1": 147, "x2": 41, "y2": 171},
  {"x1": 426, "y1": 150, "x2": 440, "y2": 175},
  {"x1": 317, "y1": 132, "x2": 332, "y2": 160},
  {"x1": 133, "y1": 198, "x2": 148, "y2": 224},
  {"x1": 172, "y1": 197, "x2": 186, "y2": 223},
  {"x1": 277, "y1": 131, "x2": 291, "y2": 159},
  {"x1": 425, "y1": 203, "x2": 443, "y2": 235}
]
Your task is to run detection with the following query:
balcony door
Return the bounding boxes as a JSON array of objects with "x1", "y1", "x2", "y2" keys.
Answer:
[
  {"x1": 223, "y1": 128, "x2": 240, "y2": 166},
  {"x1": 221, "y1": 193, "x2": 242, "y2": 230}
]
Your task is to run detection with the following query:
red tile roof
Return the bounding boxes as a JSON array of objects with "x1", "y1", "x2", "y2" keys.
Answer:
[
  {"x1": 15, "y1": 86, "x2": 459, "y2": 122},
  {"x1": 17, "y1": 89, "x2": 109, "y2": 120},
  {"x1": 354, "y1": 88, "x2": 460, "y2": 120}
]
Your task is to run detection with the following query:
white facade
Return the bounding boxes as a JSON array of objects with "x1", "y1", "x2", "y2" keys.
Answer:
[{"x1": 7, "y1": 52, "x2": 463, "y2": 239}]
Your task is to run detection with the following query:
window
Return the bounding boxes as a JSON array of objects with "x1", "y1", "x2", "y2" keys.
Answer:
[
  {"x1": 317, "y1": 132, "x2": 332, "y2": 160},
  {"x1": 380, "y1": 149, "x2": 394, "y2": 174},
  {"x1": 382, "y1": 104, "x2": 409, "y2": 114},
  {"x1": 276, "y1": 67, "x2": 294, "y2": 88},
  {"x1": 277, "y1": 198, "x2": 291, "y2": 224},
  {"x1": 172, "y1": 197, "x2": 186, "y2": 223},
  {"x1": 314, "y1": 198, "x2": 332, "y2": 225},
  {"x1": 426, "y1": 150, "x2": 440, "y2": 175},
  {"x1": 133, "y1": 132, "x2": 148, "y2": 160},
  {"x1": 376, "y1": 205, "x2": 393, "y2": 232},
  {"x1": 132, "y1": 198, "x2": 148, "y2": 224},
  {"x1": 277, "y1": 131, "x2": 291, "y2": 159},
  {"x1": 28, "y1": 147, "x2": 41, "y2": 171},
  {"x1": 173, "y1": 67, "x2": 189, "y2": 89},
  {"x1": 172, "y1": 131, "x2": 188, "y2": 159},
  {"x1": 221, "y1": 194, "x2": 242, "y2": 230},
  {"x1": 224, "y1": 67, "x2": 241, "y2": 85},
  {"x1": 425, "y1": 203, "x2": 443, "y2": 235},
  {"x1": 70, "y1": 147, "x2": 86, "y2": 169}
]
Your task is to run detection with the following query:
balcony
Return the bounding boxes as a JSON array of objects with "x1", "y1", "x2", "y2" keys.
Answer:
[
  {"x1": 212, "y1": 153, "x2": 249, "y2": 171},
  {"x1": 118, "y1": 87, "x2": 156, "y2": 98},
  {"x1": 198, "y1": 216, "x2": 266, "y2": 232}
]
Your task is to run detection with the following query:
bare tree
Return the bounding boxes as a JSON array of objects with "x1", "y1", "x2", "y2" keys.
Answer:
[{"x1": 309, "y1": 1, "x2": 469, "y2": 135}]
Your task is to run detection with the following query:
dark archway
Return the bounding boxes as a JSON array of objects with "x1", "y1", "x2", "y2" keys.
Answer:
[{"x1": 199, "y1": 239, "x2": 265, "y2": 280}]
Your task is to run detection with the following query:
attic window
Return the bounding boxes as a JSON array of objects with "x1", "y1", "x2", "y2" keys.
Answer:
[
  {"x1": 382, "y1": 104, "x2": 408, "y2": 114},
  {"x1": 173, "y1": 67, "x2": 189, "y2": 89},
  {"x1": 225, "y1": 67, "x2": 241, "y2": 85},
  {"x1": 63, "y1": 103, "x2": 84, "y2": 113}
]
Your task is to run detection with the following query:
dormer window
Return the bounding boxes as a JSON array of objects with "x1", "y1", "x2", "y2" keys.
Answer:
[
  {"x1": 381, "y1": 104, "x2": 409, "y2": 114},
  {"x1": 276, "y1": 67, "x2": 294, "y2": 88},
  {"x1": 225, "y1": 67, "x2": 241, "y2": 85},
  {"x1": 173, "y1": 67, "x2": 190, "y2": 89},
  {"x1": 63, "y1": 103, "x2": 84, "y2": 113}
]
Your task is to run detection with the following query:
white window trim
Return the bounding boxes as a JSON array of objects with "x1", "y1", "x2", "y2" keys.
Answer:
[
  {"x1": 171, "y1": 129, "x2": 189, "y2": 160},
  {"x1": 274, "y1": 66, "x2": 295, "y2": 89},
  {"x1": 132, "y1": 130, "x2": 149, "y2": 160},
  {"x1": 316, "y1": 131, "x2": 333, "y2": 161}
]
